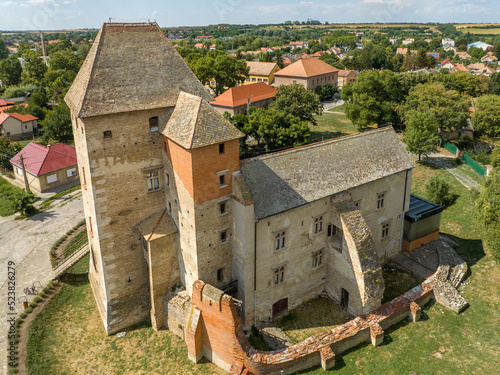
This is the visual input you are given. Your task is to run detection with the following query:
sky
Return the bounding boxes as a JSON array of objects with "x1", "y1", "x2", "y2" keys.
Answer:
[{"x1": 0, "y1": 0, "x2": 499, "y2": 31}]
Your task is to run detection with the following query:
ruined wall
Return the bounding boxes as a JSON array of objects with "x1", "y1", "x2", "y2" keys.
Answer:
[{"x1": 80, "y1": 108, "x2": 171, "y2": 334}]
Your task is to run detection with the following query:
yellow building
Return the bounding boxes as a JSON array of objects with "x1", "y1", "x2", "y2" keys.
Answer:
[{"x1": 244, "y1": 61, "x2": 281, "y2": 85}]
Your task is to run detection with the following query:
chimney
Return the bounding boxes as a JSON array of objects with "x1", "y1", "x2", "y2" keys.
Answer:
[{"x1": 40, "y1": 31, "x2": 47, "y2": 57}]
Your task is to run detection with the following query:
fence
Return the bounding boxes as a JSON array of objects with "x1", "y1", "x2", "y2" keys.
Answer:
[{"x1": 442, "y1": 140, "x2": 487, "y2": 177}]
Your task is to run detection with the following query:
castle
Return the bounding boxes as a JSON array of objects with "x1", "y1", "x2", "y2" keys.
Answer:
[{"x1": 65, "y1": 22, "x2": 414, "y2": 360}]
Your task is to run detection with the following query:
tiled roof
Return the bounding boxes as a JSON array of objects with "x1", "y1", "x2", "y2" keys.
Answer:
[
  {"x1": 0, "y1": 99, "x2": 14, "y2": 107},
  {"x1": 10, "y1": 142, "x2": 77, "y2": 176},
  {"x1": 162, "y1": 91, "x2": 244, "y2": 150},
  {"x1": 246, "y1": 61, "x2": 279, "y2": 77},
  {"x1": 338, "y1": 70, "x2": 358, "y2": 78},
  {"x1": 273, "y1": 58, "x2": 338, "y2": 78},
  {"x1": 240, "y1": 127, "x2": 414, "y2": 219},
  {"x1": 396, "y1": 48, "x2": 408, "y2": 55},
  {"x1": 65, "y1": 22, "x2": 211, "y2": 119},
  {"x1": 0, "y1": 112, "x2": 38, "y2": 125},
  {"x1": 209, "y1": 82, "x2": 276, "y2": 108}
]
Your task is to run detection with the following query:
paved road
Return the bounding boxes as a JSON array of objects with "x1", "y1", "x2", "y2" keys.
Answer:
[
  {"x1": 322, "y1": 99, "x2": 344, "y2": 112},
  {"x1": 0, "y1": 193, "x2": 84, "y2": 374}
]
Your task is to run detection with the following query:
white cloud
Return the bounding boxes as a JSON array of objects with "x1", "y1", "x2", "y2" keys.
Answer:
[{"x1": 0, "y1": 0, "x2": 15, "y2": 6}]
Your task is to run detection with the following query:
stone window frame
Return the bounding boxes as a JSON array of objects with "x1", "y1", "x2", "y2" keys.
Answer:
[
  {"x1": 217, "y1": 169, "x2": 229, "y2": 189},
  {"x1": 142, "y1": 165, "x2": 163, "y2": 193},
  {"x1": 219, "y1": 226, "x2": 230, "y2": 244},
  {"x1": 103, "y1": 130, "x2": 112, "y2": 139},
  {"x1": 377, "y1": 191, "x2": 386, "y2": 210},
  {"x1": 381, "y1": 221, "x2": 390, "y2": 240},
  {"x1": 218, "y1": 197, "x2": 230, "y2": 216},
  {"x1": 272, "y1": 263, "x2": 287, "y2": 286},
  {"x1": 272, "y1": 224, "x2": 289, "y2": 252},
  {"x1": 312, "y1": 248, "x2": 324, "y2": 269},
  {"x1": 312, "y1": 213, "x2": 325, "y2": 235}
]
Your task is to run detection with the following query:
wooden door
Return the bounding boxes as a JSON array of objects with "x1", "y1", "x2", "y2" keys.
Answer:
[
  {"x1": 341, "y1": 288, "x2": 349, "y2": 311},
  {"x1": 272, "y1": 298, "x2": 288, "y2": 319}
]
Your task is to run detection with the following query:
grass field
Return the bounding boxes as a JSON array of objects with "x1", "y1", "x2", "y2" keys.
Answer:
[
  {"x1": 0, "y1": 176, "x2": 24, "y2": 216},
  {"x1": 26, "y1": 161, "x2": 500, "y2": 374},
  {"x1": 310, "y1": 111, "x2": 371, "y2": 141}
]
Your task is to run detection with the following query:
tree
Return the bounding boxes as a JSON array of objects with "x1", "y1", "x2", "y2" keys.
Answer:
[
  {"x1": 270, "y1": 84, "x2": 322, "y2": 125},
  {"x1": 189, "y1": 52, "x2": 248, "y2": 96},
  {"x1": 492, "y1": 144, "x2": 500, "y2": 168},
  {"x1": 9, "y1": 190, "x2": 37, "y2": 216},
  {"x1": 0, "y1": 38, "x2": 8, "y2": 60},
  {"x1": 403, "y1": 109, "x2": 439, "y2": 161},
  {"x1": 401, "y1": 82, "x2": 469, "y2": 133},
  {"x1": 342, "y1": 70, "x2": 400, "y2": 128},
  {"x1": 0, "y1": 56, "x2": 22, "y2": 86},
  {"x1": 425, "y1": 175, "x2": 458, "y2": 207},
  {"x1": 472, "y1": 95, "x2": 500, "y2": 138},
  {"x1": 476, "y1": 170, "x2": 500, "y2": 261},
  {"x1": 248, "y1": 108, "x2": 310, "y2": 151},
  {"x1": 21, "y1": 50, "x2": 47, "y2": 85},
  {"x1": 41, "y1": 102, "x2": 72, "y2": 142},
  {"x1": 315, "y1": 83, "x2": 338, "y2": 99},
  {"x1": 487, "y1": 73, "x2": 500, "y2": 95}
]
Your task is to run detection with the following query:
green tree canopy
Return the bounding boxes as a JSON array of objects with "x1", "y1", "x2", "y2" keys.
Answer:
[
  {"x1": 476, "y1": 169, "x2": 500, "y2": 261},
  {"x1": 0, "y1": 56, "x2": 22, "y2": 86},
  {"x1": 342, "y1": 70, "x2": 400, "y2": 128},
  {"x1": 248, "y1": 108, "x2": 310, "y2": 151},
  {"x1": 401, "y1": 82, "x2": 469, "y2": 133},
  {"x1": 0, "y1": 38, "x2": 8, "y2": 60},
  {"x1": 188, "y1": 51, "x2": 249, "y2": 96},
  {"x1": 472, "y1": 95, "x2": 500, "y2": 138},
  {"x1": 403, "y1": 109, "x2": 439, "y2": 161},
  {"x1": 21, "y1": 50, "x2": 47, "y2": 85},
  {"x1": 487, "y1": 73, "x2": 500, "y2": 95},
  {"x1": 41, "y1": 101, "x2": 72, "y2": 142},
  {"x1": 270, "y1": 83, "x2": 322, "y2": 125}
]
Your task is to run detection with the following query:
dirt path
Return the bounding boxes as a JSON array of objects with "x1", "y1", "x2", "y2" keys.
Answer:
[{"x1": 425, "y1": 150, "x2": 481, "y2": 190}]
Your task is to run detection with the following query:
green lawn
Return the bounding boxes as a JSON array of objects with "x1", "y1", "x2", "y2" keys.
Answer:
[
  {"x1": 310, "y1": 112, "x2": 371, "y2": 141},
  {"x1": 26, "y1": 161, "x2": 500, "y2": 374},
  {"x1": 0, "y1": 176, "x2": 25, "y2": 216}
]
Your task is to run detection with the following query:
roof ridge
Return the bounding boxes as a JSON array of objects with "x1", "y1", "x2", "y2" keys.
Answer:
[
  {"x1": 189, "y1": 95, "x2": 203, "y2": 149},
  {"x1": 242, "y1": 127, "x2": 394, "y2": 163},
  {"x1": 78, "y1": 27, "x2": 105, "y2": 118}
]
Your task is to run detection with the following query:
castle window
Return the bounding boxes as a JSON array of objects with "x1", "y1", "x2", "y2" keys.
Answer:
[
  {"x1": 217, "y1": 169, "x2": 229, "y2": 188},
  {"x1": 166, "y1": 172, "x2": 170, "y2": 187},
  {"x1": 313, "y1": 249, "x2": 324, "y2": 268},
  {"x1": 220, "y1": 230, "x2": 227, "y2": 244},
  {"x1": 217, "y1": 268, "x2": 224, "y2": 282},
  {"x1": 147, "y1": 171, "x2": 160, "y2": 191},
  {"x1": 274, "y1": 265, "x2": 285, "y2": 285},
  {"x1": 219, "y1": 143, "x2": 225, "y2": 154},
  {"x1": 377, "y1": 193, "x2": 385, "y2": 209},
  {"x1": 314, "y1": 216, "x2": 323, "y2": 234},
  {"x1": 168, "y1": 201, "x2": 172, "y2": 213},
  {"x1": 327, "y1": 224, "x2": 336, "y2": 237},
  {"x1": 382, "y1": 222, "x2": 390, "y2": 239},
  {"x1": 149, "y1": 117, "x2": 159, "y2": 132},
  {"x1": 219, "y1": 175, "x2": 225, "y2": 186},
  {"x1": 103, "y1": 130, "x2": 112, "y2": 139},
  {"x1": 220, "y1": 202, "x2": 227, "y2": 215},
  {"x1": 275, "y1": 231, "x2": 286, "y2": 250}
]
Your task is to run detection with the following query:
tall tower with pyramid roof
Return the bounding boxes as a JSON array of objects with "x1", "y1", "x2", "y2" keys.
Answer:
[{"x1": 65, "y1": 22, "x2": 242, "y2": 334}]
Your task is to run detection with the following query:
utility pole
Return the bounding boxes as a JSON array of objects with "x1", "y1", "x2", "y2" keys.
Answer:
[{"x1": 19, "y1": 153, "x2": 30, "y2": 192}]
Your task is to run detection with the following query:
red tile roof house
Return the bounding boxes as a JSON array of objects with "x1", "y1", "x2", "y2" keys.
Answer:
[
  {"x1": 10, "y1": 142, "x2": 79, "y2": 193},
  {"x1": 273, "y1": 58, "x2": 339, "y2": 91},
  {"x1": 0, "y1": 112, "x2": 38, "y2": 140},
  {"x1": 209, "y1": 82, "x2": 276, "y2": 116}
]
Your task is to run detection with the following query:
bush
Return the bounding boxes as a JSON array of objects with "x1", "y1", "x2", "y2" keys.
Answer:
[
  {"x1": 25, "y1": 307, "x2": 33, "y2": 314},
  {"x1": 484, "y1": 223, "x2": 500, "y2": 261},
  {"x1": 29, "y1": 302, "x2": 37, "y2": 309},
  {"x1": 425, "y1": 175, "x2": 458, "y2": 207},
  {"x1": 20, "y1": 313, "x2": 27, "y2": 319},
  {"x1": 34, "y1": 296, "x2": 42, "y2": 303}
]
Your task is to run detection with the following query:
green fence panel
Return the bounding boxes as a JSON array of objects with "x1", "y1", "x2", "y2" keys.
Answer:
[
  {"x1": 462, "y1": 152, "x2": 487, "y2": 176},
  {"x1": 442, "y1": 140, "x2": 458, "y2": 155}
]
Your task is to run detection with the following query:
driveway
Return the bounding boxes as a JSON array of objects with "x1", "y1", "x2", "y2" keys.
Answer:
[
  {"x1": 322, "y1": 99, "x2": 344, "y2": 112},
  {"x1": 0, "y1": 193, "x2": 84, "y2": 374}
]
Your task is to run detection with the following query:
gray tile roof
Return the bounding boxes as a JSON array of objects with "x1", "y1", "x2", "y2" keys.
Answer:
[
  {"x1": 65, "y1": 23, "x2": 212, "y2": 118},
  {"x1": 240, "y1": 127, "x2": 415, "y2": 219},
  {"x1": 162, "y1": 91, "x2": 244, "y2": 149}
]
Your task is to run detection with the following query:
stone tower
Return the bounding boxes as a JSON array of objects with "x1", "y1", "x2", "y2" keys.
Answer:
[{"x1": 64, "y1": 22, "x2": 235, "y2": 334}]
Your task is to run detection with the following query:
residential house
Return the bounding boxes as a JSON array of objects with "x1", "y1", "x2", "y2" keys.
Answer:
[
  {"x1": 273, "y1": 58, "x2": 339, "y2": 91},
  {"x1": 426, "y1": 52, "x2": 439, "y2": 60},
  {"x1": 298, "y1": 53, "x2": 311, "y2": 60},
  {"x1": 328, "y1": 46, "x2": 342, "y2": 55},
  {"x1": 441, "y1": 38, "x2": 455, "y2": 47},
  {"x1": 194, "y1": 43, "x2": 205, "y2": 49},
  {"x1": 209, "y1": 82, "x2": 276, "y2": 116},
  {"x1": 467, "y1": 63, "x2": 496, "y2": 75},
  {"x1": 481, "y1": 52, "x2": 498, "y2": 64},
  {"x1": 454, "y1": 64, "x2": 470, "y2": 73},
  {"x1": 289, "y1": 41, "x2": 309, "y2": 50},
  {"x1": 444, "y1": 46, "x2": 457, "y2": 54},
  {"x1": 455, "y1": 51, "x2": 471, "y2": 60},
  {"x1": 282, "y1": 56, "x2": 293, "y2": 66},
  {"x1": 389, "y1": 38, "x2": 398, "y2": 45},
  {"x1": 396, "y1": 48, "x2": 407, "y2": 55},
  {"x1": 312, "y1": 51, "x2": 326, "y2": 58},
  {"x1": 337, "y1": 70, "x2": 358, "y2": 88},
  {"x1": 402, "y1": 38, "x2": 415, "y2": 45},
  {"x1": 0, "y1": 99, "x2": 27, "y2": 113},
  {"x1": 10, "y1": 142, "x2": 79, "y2": 193},
  {"x1": 0, "y1": 112, "x2": 38, "y2": 140},
  {"x1": 64, "y1": 24, "x2": 418, "y2": 374},
  {"x1": 440, "y1": 58, "x2": 455, "y2": 70},
  {"x1": 209, "y1": 44, "x2": 216, "y2": 51},
  {"x1": 244, "y1": 61, "x2": 281, "y2": 85}
]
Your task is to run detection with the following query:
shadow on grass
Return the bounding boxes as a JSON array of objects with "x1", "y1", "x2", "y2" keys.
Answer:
[
  {"x1": 310, "y1": 130, "x2": 350, "y2": 140},
  {"x1": 60, "y1": 272, "x2": 89, "y2": 286},
  {"x1": 442, "y1": 233, "x2": 485, "y2": 268}
]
